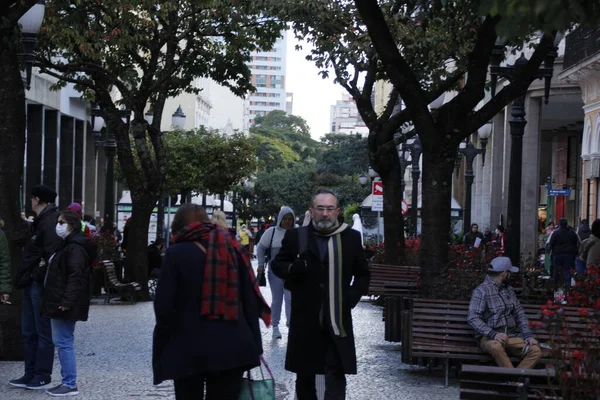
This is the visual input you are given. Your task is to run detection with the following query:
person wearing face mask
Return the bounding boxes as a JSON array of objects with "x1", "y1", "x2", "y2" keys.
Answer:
[
  {"x1": 40, "y1": 211, "x2": 96, "y2": 397},
  {"x1": 272, "y1": 190, "x2": 370, "y2": 399},
  {"x1": 11, "y1": 185, "x2": 61, "y2": 390},
  {"x1": 467, "y1": 257, "x2": 542, "y2": 369},
  {"x1": 257, "y1": 206, "x2": 296, "y2": 339}
]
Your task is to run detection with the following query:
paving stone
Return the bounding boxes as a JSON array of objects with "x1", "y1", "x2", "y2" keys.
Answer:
[{"x1": 0, "y1": 265, "x2": 459, "y2": 399}]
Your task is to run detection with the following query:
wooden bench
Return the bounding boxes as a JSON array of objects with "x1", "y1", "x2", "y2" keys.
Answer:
[
  {"x1": 401, "y1": 298, "x2": 592, "y2": 386},
  {"x1": 367, "y1": 264, "x2": 420, "y2": 297},
  {"x1": 460, "y1": 365, "x2": 560, "y2": 399},
  {"x1": 102, "y1": 260, "x2": 141, "y2": 304}
]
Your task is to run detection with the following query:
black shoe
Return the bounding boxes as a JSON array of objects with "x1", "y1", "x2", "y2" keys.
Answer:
[
  {"x1": 8, "y1": 375, "x2": 33, "y2": 388},
  {"x1": 46, "y1": 384, "x2": 79, "y2": 397},
  {"x1": 25, "y1": 376, "x2": 52, "y2": 390}
]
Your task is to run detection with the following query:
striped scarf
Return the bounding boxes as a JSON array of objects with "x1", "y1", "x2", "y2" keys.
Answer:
[
  {"x1": 172, "y1": 222, "x2": 271, "y2": 327},
  {"x1": 314, "y1": 222, "x2": 349, "y2": 337}
]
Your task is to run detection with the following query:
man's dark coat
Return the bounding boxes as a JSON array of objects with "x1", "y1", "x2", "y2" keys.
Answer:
[{"x1": 272, "y1": 224, "x2": 370, "y2": 375}]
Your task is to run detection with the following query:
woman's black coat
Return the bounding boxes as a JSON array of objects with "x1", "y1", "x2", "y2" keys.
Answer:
[
  {"x1": 152, "y1": 241, "x2": 264, "y2": 384},
  {"x1": 271, "y1": 225, "x2": 370, "y2": 375},
  {"x1": 41, "y1": 232, "x2": 95, "y2": 321}
]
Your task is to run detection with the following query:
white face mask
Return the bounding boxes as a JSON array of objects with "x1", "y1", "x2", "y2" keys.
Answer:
[{"x1": 55, "y1": 223, "x2": 70, "y2": 239}]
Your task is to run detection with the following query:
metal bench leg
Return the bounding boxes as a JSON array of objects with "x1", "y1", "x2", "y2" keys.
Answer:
[{"x1": 445, "y1": 359, "x2": 449, "y2": 387}]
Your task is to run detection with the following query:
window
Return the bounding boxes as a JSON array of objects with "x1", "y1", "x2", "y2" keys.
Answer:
[{"x1": 256, "y1": 75, "x2": 267, "y2": 88}]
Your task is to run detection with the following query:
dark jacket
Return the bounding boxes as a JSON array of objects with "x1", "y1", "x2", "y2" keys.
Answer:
[
  {"x1": 464, "y1": 231, "x2": 484, "y2": 247},
  {"x1": 271, "y1": 225, "x2": 370, "y2": 375},
  {"x1": 0, "y1": 229, "x2": 11, "y2": 294},
  {"x1": 152, "y1": 241, "x2": 263, "y2": 385},
  {"x1": 147, "y1": 243, "x2": 163, "y2": 277},
  {"x1": 550, "y1": 226, "x2": 579, "y2": 256},
  {"x1": 41, "y1": 232, "x2": 95, "y2": 321},
  {"x1": 16, "y1": 205, "x2": 61, "y2": 288},
  {"x1": 577, "y1": 223, "x2": 591, "y2": 242}
]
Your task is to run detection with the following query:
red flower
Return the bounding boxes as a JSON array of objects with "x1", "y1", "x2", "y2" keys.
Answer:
[
  {"x1": 594, "y1": 299, "x2": 600, "y2": 310},
  {"x1": 572, "y1": 350, "x2": 585, "y2": 360},
  {"x1": 578, "y1": 309, "x2": 591, "y2": 317},
  {"x1": 528, "y1": 321, "x2": 543, "y2": 328},
  {"x1": 542, "y1": 309, "x2": 555, "y2": 317}
]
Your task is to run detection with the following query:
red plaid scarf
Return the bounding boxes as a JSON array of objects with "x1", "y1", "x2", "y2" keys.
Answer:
[{"x1": 172, "y1": 222, "x2": 271, "y2": 326}]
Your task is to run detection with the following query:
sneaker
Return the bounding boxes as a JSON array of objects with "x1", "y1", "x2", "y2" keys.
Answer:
[
  {"x1": 46, "y1": 385, "x2": 79, "y2": 397},
  {"x1": 272, "y1": 326, "x2": 282, "y2": 339},
  {"x1": 25, "y1": 376, "x2": 52, "y2": 390},
  {"x1": 8, "y1": 375, "x2": 33, "y2": 388}
]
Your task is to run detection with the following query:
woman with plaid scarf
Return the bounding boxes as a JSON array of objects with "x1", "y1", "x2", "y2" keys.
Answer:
[{"x1": 152, "y1": 204, "x2": 271, "y2": 400}]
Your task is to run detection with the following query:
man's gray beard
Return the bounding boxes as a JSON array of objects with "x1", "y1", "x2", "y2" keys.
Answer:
[{"x1": 313, "y1": 219, "x2": 335, "y2": 230}]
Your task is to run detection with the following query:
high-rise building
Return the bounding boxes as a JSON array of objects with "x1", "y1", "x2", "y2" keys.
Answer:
[
  {"x1": 330, "y1": 93, "x2": 368, "y2": 136},
  {"x1": 248, "y1": 31, "x2": 288, "y2": 125}
]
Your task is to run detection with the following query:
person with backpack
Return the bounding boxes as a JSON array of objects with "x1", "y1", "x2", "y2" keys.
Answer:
[{"x1": 256, "y1": 206, "x2": 295, "y2": 339}]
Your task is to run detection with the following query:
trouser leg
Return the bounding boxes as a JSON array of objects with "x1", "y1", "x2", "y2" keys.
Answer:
[
  {"x1": 30, "y1": 282, "x2": 54, "y2": 378},
  {"x1": 479, "y1": 337, "x2": 514, "y2": 368},
  {"x1": 174, "y1": 373, "x2": 205, "y2": 400},
  {"x1": 51, "y1": 319, "x2": 77, "y2": 388},
  {"x1": 205, "y1": 369, "x2": 244, "y2": 400},
  {"x1": 296, "y1": 374, "x2": 317, "y2": 400},
  {"x1": 268, "y1": 268, "x2": 284, "y2": 327},
  {"x1": 323, "y1": 339, "x2": 346, "y2": 400}
]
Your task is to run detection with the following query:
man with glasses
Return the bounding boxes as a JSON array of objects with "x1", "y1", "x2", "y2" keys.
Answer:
[
  {"x1": 272, "y1": 189, "x2": 370, "y2": 400},
  {"x1": 11, "y1": 185, "x2": 60, "y2": 390},
  {"x1": 467, "y1": 257, "x2": 542, "y2": 369}
]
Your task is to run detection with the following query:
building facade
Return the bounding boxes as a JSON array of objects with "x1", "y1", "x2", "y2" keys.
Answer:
[
  {"x1": 247, "y1": 32, "x2": 288, "y2": 125},
  {"x1": 329, "y1": 93, "x2": 368, "y2": 135},
  {"x1": 559, "y1": 25, "x2": 600, "y2": 222}
]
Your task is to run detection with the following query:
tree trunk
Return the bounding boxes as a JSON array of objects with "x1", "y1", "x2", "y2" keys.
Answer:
[
  {"x1": 0, "y1": 33, "x2": 30, "y2": 360},
  {"x1": 126, "y1": 193, "x2": 156, "y2": 301},
  {"x1": 419, "y1": 142, "x2": 455, "y2": 296},
  {"x1": 380, "y1": 155, "x2": 405, "y2": 263}
]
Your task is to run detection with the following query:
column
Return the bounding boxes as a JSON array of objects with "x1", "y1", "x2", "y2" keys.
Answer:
[
  {"x1": 43, "y1": 109, "x2": 59, "y2": 192},
  {"x1": 25, "y1": 104, "x2": 44, "y2": 212},
  {"x1": 84, "y1": 122, "x2": 96, "y2": 216},
  {"x1": 73, "y1": 120, "x2": 84, "y2": 204},
  {"x1": 481, "y1": 139, "x2": 493, "y2": 230},
  {"x1": 501, "y1": 106, "x2": 512, "y2": 224},
  {"x1": 58, "y1": 115, "x2": 74, "y2": 210},
  {"x1": 489, "y1": 111, "x2": 506, "y2": 228},
  {"x1": 520, "y1": 95, "x2": 542, "y2": 257}
]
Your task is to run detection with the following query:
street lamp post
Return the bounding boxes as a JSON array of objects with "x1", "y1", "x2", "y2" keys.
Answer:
[
  {"x1": 92, "y1": 105, "x2": 130, "y2": 233},
  {"x1": 18, "y1": 0, "x2": 46, "y2": 90},
  {"x1": 457, "y1": 123, "x2": 492, "y2": 233},
  {"x1": 490, "y1": 36, "x2": 561, "y2": 264},
  {"x1": 408, "y1": 137, "x2": 422, "y2": 237}
]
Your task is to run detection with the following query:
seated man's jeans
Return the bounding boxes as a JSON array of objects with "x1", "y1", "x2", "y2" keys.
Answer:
[{"x1": 480, "y1": 336, "x2": 542, "y2": 369}]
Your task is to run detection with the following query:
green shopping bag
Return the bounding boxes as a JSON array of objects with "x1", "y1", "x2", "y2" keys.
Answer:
[{"x1": 239, "y1": 356, "x2": 275, "y2": 400}]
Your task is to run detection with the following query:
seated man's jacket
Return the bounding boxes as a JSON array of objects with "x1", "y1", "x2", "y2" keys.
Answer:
[{"x1": 467, "y1": 276, "x2": 533, "y2": 341}]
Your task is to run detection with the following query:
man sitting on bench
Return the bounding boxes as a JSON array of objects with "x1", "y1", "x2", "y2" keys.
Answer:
[{"x1": 467, "y1": 257, "x2": 542, "y2": 368}]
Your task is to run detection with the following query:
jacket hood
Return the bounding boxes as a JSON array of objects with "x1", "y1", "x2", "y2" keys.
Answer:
[
  {"x1": 276, "y1": 206, "x2": 295, "y2": 230},
  {"x1": 34, "y1": 204, "x2": 58, "y2": 227},
  {"x1": 579, "y1": 224, "x2": 591, "y2": 233},
  {"x1": 66, "y1": 232, "x2": 98, "y2": 261}
]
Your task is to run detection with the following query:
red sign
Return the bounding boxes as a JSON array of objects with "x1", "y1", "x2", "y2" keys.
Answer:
[
  {"x1": 372, "y1": 181, "x2": 383, "y2": 196},
  {"x1": 401, "y1": 200, "x2": 409, "y2": 215}
]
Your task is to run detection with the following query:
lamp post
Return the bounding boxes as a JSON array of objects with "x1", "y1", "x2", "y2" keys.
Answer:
[
  {"x1": 91, "y1": 105, "x2": 130, "y2": 233},
  {"x1": 172, "y1": 105, "x2": 186, "y2": 129},
  {"x1": 18, "y1": 0, "x2": 46, "y2": 90},
  {"x1": 408, "y1": 137, "x2": 422, "y2": 237},
  {"x1": 397, "y1": 143, "x2": 410, "y2": 196},
  {"x1": 489, "y1": 35, "x2": 561, "y2": 264}
]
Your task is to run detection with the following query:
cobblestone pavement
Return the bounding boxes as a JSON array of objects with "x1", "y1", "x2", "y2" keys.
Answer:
[{"x1": 0, "y1": 267, "x2": 459, "y2": 399}]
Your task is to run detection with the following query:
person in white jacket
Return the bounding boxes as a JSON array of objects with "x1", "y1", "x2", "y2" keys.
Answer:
[{"x1": 257, "y1": 207, "x2": 295, "y2": 339}]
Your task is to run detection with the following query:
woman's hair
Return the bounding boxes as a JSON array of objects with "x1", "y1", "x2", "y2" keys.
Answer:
[
  {"x1": 59, "y1": 210, "x2": 82, "y2": 233},
  {"x1": 211, "y1": 210, "x2": 228, "y2": 229},
  {"x1": 171, "y1": 204, "x2": 208, "y2": 235},
  {"x1": 592, "y1": 219, "x2": 600, "y2": 237}
]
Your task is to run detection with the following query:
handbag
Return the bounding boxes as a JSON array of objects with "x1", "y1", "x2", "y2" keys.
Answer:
[{"x1": 239, "y1": 356, "x2": 275, "y2": 400}]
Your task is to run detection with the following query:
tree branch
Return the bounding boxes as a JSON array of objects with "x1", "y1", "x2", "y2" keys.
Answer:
[
  {"x1": 4, "y1": 0, "x2": 37, "y2": 25},
  {"x1": 465, "y1": 33, "x2": 556, "y2": 133},
  {"x1": 354, "y1": 0, "x2": 435, "y2": 139}
]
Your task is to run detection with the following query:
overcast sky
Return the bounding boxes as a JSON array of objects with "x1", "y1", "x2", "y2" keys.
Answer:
[{"x1": 285, "y1": 34, "x2": 343, "y2": 141}]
